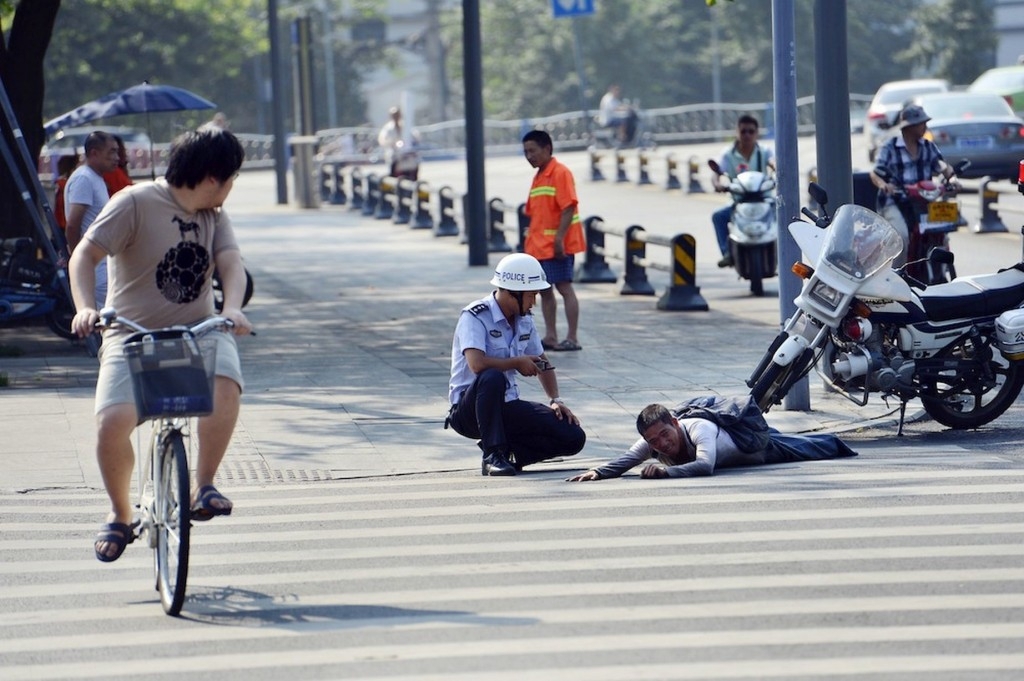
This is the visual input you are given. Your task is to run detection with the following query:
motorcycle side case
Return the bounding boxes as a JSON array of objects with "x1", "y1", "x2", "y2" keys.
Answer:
[{"x1": 995, "y1": 309, "x2": 1024, "y2": 360}]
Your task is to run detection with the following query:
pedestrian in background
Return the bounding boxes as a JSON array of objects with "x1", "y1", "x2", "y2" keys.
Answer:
[
  {"x1": 102, "y1": 135, "x2": 133, "y2": 197},
  {"x1": 65, "y1": 131, "x2": 119, "y2": 307},
  {"x1": 52, "y1": 154, "x2": 79, "y2": 232},
  {"x1": 522, "y1": 129, "x2": 585, "y2": 352}
]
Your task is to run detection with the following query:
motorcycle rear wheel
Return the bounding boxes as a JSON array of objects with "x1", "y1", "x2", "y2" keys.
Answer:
[{"x1": 921, "y1": 338, "x2": 1024, "y2": 429}]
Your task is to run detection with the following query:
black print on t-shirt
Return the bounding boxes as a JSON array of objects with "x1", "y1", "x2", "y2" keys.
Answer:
[{"x1": 155, "y1": 216, "x2": 210, "y2": 304}]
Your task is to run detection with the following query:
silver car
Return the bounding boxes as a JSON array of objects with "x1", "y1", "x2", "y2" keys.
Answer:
[{"x1": 910, "y1": 91, "x2": 1024, "y2": 180}]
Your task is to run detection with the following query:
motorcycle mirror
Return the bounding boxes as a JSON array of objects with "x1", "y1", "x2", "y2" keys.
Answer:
[
  {"x1": 707, "y1": 159, "x2": 723, "y2": 175},
  {"x1": 953, "y1": 159, "x2": 971, "y2": 175},
  {"x1": 927, "y1": 247, "x2": 955, "y2": 265},
  {"x1": 808, "y1": 182, "x2": 829, "y2": 207}
]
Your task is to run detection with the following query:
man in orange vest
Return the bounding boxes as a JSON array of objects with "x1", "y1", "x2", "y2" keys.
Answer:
[{"x1": 522, "y1": 129, "x2": 585, "y2": 352}]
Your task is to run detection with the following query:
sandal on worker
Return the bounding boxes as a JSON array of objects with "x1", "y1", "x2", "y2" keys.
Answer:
[
  {"x1": 191, "y1": 485, "x2": 233, "y2": 522},
  {"x1": 541, "y1": 339, "x2": 558, "y2": 351},
  {"x1": 552, "y1": 339, "x2": 582, "y2": 352},
  {"x1": 94, "y1": 521, "x2": 137, "y2": 563}
]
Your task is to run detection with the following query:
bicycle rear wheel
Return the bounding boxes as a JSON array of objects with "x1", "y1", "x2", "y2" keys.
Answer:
[{"x1": 154, "y1": 429, "x2": 191, "y2": 615}]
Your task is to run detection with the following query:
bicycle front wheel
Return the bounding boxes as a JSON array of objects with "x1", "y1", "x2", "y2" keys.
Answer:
[{"x1": 154, "y1": 429, "x2": 191, "y2": 616}]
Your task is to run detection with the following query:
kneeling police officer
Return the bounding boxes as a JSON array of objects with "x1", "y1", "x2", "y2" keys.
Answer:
[{"x1": 446, "y1": 253, "x2": 586, "y2": 475}]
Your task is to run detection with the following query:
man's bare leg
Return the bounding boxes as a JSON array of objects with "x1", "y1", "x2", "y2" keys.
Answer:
[
  {"x1": 94, "y1": 403, "x2": 138, "y2": 559},
  {"x1": 193, "y1": 376, "x2": 241, "y2": 511},
  {"x1": 539, "y1": 287, "x2": 558, "y2": 346},
  {"x1": 556, "y1": 281, "x2": 580, "y2": 344}
]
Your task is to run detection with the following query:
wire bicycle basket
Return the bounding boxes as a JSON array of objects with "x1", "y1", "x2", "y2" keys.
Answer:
[{"x1": 124, "y1": 329, "x2": 217, "y2": 421}]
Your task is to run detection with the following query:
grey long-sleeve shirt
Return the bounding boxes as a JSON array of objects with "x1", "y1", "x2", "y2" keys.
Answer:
[{"x1": 593, "y1": 418, "x2": 749, "y2": 478}]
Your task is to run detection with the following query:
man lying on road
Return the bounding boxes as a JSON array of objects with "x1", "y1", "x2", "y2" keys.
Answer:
[{"x1": 567, "y1": 400, "x2": 857, "y2": 481}]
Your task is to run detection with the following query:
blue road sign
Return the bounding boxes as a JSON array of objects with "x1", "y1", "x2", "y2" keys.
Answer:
[{"x1": 552, "y1": 0, "x2": 595, "y2": 18}]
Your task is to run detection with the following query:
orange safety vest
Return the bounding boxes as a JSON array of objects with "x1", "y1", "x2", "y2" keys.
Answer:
[{"x1": 524, "y1": 157, "x2": 585, "y2": 260}]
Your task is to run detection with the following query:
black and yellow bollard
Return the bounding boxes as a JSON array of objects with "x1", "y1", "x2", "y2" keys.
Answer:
[
  {"x1": 687, "y1": 156, "x2": 704, "y2": 193},
  {"x1": 658, "y1": 233, "x2": 709, "y2": 311},
  {"x1": 350, "y1": 166, "x2": 365, "y2": 211},
  {"x1": 665, "y1": 153, "x2": 682, "y2": 191},
  {"x1": 621, "y1": 225, "x2": 655, "y2": 296},
  {"x1": 375, "y1": 176, "x2": 396, "y2": 220},
  {"x1": 589, "y1": 148, "x2": 605, "y2": 182},
  {"x1": 435, "y1": 185, "x2": 459, "y2": 237},
  {"x1": 615, "y1": 151, "x2": 628, "y2": 183},
  {"x1": 413, "y1": 181, "x2": 434, "y2": 230},
  {"x1": 636, "y1": 150, "x2": 653, "y2": 186},
  {"x1": 975, "y1": 178, "x2": 1009, "y2": 233}
]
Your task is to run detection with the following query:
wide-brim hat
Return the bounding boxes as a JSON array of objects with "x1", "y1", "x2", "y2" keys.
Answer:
[{"x1": 900, "y1": 104, "x2": 931, "y2": 127}]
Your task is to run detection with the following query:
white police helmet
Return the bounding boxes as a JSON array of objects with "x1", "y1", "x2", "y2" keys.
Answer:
[{"x1": 489, "y1": 253, "x2": 550, "y2": 291}]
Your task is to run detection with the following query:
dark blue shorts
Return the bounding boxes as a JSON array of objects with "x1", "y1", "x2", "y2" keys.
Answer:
[{"x1": 539, "y1": 255, "x2": 575, "y2": 284}]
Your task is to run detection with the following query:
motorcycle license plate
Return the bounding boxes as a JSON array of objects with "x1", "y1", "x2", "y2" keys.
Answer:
[{"x1": 927, "y1": 202, "x2": 958, "y2": 224}]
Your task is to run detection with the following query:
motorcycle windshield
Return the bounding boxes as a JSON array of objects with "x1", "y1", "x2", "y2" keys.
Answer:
[{"x1": 821, "y1": 205, "x2": 903, "y2": 281}]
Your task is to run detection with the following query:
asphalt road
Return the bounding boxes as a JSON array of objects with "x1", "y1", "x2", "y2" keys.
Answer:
[{"x1": 3, "y1": 135, "x2": 1024, "y2": 679}]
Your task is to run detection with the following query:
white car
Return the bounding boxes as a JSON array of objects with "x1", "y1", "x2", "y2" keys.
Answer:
[{"x1": 863, "y1": 78, "x2": 950, "y2": 162}]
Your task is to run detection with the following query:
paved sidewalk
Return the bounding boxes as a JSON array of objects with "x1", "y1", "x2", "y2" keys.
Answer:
[{"x1": 0, "y1": 160, "x2": 908, "y2": 493}]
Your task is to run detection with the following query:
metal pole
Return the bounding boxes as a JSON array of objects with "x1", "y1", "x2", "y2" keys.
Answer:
[
  {"x1": 772, "y1": 0, "x2": 809, "y2": 411},
  {"x1": 813, "y1": 0, "x2": 852, "y2": 208},
  {"x1": 268, "y1": 0, "x2": 288, "y2": 205},
  {"x1": 463, "y1": 0, "x2": 488, "y2": 266},
  {"x1": 571, "y1": 17, "x2": 592, "y2": 136},
  {"x1": 319, "y1": 0, "x2": 338, "y2": 129},
  {"x1": 710, "y1": 7, "x2": 723, "y2": 134}
]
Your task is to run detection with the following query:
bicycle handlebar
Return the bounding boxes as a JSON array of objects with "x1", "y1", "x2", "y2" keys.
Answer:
[{"x1": 96, "y1": 307, "x2": 234, "y2": 336}]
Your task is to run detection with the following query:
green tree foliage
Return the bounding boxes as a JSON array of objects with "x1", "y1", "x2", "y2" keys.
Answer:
[
  {"x1": 43, "y1": 0, "x2": 266, "y2": 136},
  {"x1": 42, "y1": 0, "x2": 385, "y2": 135},
  {"x1": 442, "y1": 0, "x2": 928, "y2": 119},
  {"x1": 897, "y1": 0, "x2": 995, "y2": 84}
]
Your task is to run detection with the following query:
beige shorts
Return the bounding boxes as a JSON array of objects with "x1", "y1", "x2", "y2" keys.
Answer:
[{"x1": 95, "y1": 330, "x2": 244, "y2": 415}]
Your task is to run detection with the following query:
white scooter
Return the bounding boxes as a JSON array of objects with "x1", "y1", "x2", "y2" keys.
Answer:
[
  {"x1": 747, "y1": 182, "x2": 1024, "y2": 434},
  {"x1": 709, "y1": 160, "x2": 778, "y2": 296}
]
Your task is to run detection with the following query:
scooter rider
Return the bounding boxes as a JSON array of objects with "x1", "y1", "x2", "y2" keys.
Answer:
[
  {"x1": 711, "y1": 115, "x2": 775, "y2": 268},
  {"x1": 869, "y1": 104, "x2": 960, "y2": 268},
  {"x1": 446, "y1": 253, "x2": 586, "y2": 476}
]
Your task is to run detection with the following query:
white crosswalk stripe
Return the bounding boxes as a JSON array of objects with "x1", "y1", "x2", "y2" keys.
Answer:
[{"x1": 3, "y1": 451, "x2": 1024, "y2": 680}]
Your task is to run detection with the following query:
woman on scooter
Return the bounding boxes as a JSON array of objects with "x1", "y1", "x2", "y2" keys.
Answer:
[{"x1": 869, "y1": 104, "x2": 960, "y2": 268}]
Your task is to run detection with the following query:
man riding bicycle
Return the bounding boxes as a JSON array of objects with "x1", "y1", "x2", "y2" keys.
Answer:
[{"x1": 69, "y1": 126, "x2": 253, "y2": 563}]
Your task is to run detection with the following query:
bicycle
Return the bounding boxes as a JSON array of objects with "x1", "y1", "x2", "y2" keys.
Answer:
[{"x1": 97, "y1": 308, "x2": 232, "y2": 616}]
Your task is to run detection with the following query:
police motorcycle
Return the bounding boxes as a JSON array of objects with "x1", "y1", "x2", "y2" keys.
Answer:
[{"x1": 747, "y1": 181, "x2": 1024, "y2": 433}]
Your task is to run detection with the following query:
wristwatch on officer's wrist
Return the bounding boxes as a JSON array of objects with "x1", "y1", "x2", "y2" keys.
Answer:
[{"x1": 549, "y1": 397, "x2": 564, "y2": 406}]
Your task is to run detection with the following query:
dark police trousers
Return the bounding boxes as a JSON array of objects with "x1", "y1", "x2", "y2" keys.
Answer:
[{"x1": 447, "y1": 368, "x2": 586, "y2": 467}]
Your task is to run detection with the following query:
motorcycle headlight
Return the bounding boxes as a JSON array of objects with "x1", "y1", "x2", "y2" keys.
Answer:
[
  {"x1": 809, "y1": 280, "x2": 842, "y2": 310},
  {"x1": 733, "y1": 203, "x2": 773, "y2": 237}
]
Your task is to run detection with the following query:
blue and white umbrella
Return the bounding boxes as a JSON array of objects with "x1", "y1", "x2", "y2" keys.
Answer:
[{"x1": 44, "y1": 81, "x2": 216, "y2": 136}]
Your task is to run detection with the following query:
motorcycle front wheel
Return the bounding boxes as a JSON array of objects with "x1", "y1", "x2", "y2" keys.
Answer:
[{"x1": 920, "y1": 336, "x2": 1024, "y2": 429}]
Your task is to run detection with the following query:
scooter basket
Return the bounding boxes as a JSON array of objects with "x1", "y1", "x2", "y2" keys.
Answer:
[{"x1": 124, "y1": 331, "x2": 216, "y2": 420}]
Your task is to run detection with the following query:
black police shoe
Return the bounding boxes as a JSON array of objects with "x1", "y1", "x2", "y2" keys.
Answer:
[{"x1": 481, "y1": 449, "x2": 516, "y2": 476}]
